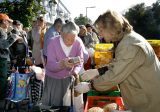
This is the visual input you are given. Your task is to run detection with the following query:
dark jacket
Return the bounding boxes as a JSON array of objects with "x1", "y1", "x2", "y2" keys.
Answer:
[
  {"x1": 9, "y1": 29, "x2": 28, "y2": 66},
  {"x1": 0, "y1": 27, "x2": 17, "y2": 60}
]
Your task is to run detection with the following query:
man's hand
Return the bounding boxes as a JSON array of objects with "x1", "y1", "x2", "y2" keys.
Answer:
[
  {"x1": 80, "y1": 69, "x2": 99, "y2": 81},
  {"x1": 74, "y1": 82, "x2": 91, "y2": 93}
]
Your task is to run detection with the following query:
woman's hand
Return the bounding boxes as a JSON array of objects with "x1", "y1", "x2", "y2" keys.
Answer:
[{"x1": 60, "y1": 58, "x2": 75, "y2": 69}]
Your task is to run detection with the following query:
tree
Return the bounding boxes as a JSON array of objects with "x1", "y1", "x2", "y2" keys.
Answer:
[
  {"x1": 124, "y1": 1, "x2": 160, "y2": 39},
  {"x1": 0, "y1": 0, "x2": 46, "y2": 27},
  {"x1": 74, "y1": 14, "x2": 92, "y2": 25},
  {"x1": 152, "y1": 0, "x2": 160, "y2": 33},
  {"x1": 125, "y1": 3, "x2": 147, "y2": 37}
]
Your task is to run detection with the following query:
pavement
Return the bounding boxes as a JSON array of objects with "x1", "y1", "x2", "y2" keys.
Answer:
[
  {"x1": 0, "y1": 100, "x2": 53, "y2": 112},
  {"x1": 0, "y1": 100, "x2": 29, "y2": 112}
]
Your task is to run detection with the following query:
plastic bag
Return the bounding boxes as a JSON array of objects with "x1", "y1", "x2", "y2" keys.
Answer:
[
  {"x1": 63, "y1": 89, "x2": 71, "y2": 106},
  {"x1": 74, "y1": 94, "x2": 84, "y2": 112},
  {"x1": 30, "y1": 66, "x2": 45, "y2": 81}
]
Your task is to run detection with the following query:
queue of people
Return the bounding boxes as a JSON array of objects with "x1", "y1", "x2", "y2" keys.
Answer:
[{"x1": 0, "y1": 9, "x2": 160, "y2": 112}]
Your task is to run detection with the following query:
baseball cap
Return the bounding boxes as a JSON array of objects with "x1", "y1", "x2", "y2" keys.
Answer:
[{"x1": 0, "y1": 13, "x2": 13, "y2": 22}]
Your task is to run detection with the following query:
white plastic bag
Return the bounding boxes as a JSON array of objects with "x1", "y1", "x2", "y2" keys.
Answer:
[
  {"x1": 74, "y1": 94, "x2": 84, "y2": 112},
  {"x1": 30, "y1": 66, "x2": 45, "y2": 81},
  {"x1": 63, "y1": 89, "x2": 71, "y2": 106}
]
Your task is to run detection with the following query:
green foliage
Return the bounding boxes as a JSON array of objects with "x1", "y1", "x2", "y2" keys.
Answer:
[
  {"x1": 0, "y1": 0, "x2": 46, "y2": 28},
  {"x1": 74, "y1": 14, "x2": 92, "y2": 25},
  {"x1": 124, "y1": 1, "x2": 160, "y2": 39}
]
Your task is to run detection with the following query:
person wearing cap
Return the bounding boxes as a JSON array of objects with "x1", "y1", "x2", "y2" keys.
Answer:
[{"x1": 0, "y1": 13, "x2": 22, "y2": 99}]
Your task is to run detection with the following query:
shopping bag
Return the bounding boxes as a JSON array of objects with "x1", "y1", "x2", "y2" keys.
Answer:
[
  {"x1": 7, "y1": 73, "x2": 16, "y2": 99},
  {"x1": 74, "y1": 94, "x2": 84, "y2": 112},
  {"x1": 8, "y1": 73, "x2": 30, "y2": 100}
]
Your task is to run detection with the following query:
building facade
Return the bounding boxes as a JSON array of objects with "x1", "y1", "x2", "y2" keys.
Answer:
[{"x1": 41, "y1": 0, "x2": 71, "y2": 24}]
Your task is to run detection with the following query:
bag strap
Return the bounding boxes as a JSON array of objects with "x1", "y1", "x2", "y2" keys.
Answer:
[{"x1": 70, "y1": 76, "x2": 75, "y2": 107}]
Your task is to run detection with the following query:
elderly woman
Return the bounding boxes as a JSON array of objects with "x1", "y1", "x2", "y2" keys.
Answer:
[
  {"x1": 75, "y1": 10, "x2": 160, "y2": 112},
  {"x1": 41, "y1": 21, "x2": 84, "y2": 107},
  {"x1": 78, "y1": 25, "x2": 94, "y2": 49}
]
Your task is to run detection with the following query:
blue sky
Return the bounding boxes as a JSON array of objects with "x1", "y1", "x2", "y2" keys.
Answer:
[{"x1": 61, "y1": 0, "x2": 157, "y2": 22}]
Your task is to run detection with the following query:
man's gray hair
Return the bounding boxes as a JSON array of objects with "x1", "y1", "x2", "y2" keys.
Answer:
[{"x1": 61, "y1": 21, "x2": 79, "y2": 35}]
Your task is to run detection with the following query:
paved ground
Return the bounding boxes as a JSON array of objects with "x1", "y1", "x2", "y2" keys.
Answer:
[
  {"x1": 0, "y1": 100, "x2": 53, "y2": 112},
  {"x1": 0, "y1": 100, "x2": 29, "y2": 112}
]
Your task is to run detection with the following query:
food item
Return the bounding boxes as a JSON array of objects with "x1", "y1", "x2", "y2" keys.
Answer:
[
  {"x1": 103, "y1": 103, "x2": 118, "y2": 112},
  {"x1": 88, "y1": 107, "x2": 104, "y2": 112}
]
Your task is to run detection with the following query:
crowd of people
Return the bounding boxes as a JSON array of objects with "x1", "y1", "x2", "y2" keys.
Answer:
[{"x1": 0, "y1": 9, "x2": 160, "y2": 112}]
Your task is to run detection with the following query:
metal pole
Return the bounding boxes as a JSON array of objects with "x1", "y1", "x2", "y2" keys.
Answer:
[
  {"x1": 85, "y1": 6, "x2": 96, "y2": 18},
  {"x1": 86, "y1": 7, "x2": 88, "y2": 18}
]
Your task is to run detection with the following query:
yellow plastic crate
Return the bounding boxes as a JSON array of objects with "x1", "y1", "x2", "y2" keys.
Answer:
[
  {"x1": 147, "y1": 40, "x2": 160, "y2": 46},
  {"x1": 147, "y1": 40, "x2": 160, "y2": 58},
  {"x1": 94, "y1": 51, "x2": 113, "y2": 66},
  {"x1": 95, "y1": 43, "x2": 113, "y2": 52}
]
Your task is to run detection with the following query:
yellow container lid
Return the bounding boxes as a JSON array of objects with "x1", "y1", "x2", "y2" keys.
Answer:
[
  {"x1": 95, "y1": 43, "x2": 113, "y2": 51},
  {"x1": 147, "y1": 40, "x2": 160, "y2": 46}
]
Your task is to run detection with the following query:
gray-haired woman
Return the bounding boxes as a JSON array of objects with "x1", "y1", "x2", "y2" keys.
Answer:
[{"x1": 41, "y1": 21, "x2": 84, "y2": 108}]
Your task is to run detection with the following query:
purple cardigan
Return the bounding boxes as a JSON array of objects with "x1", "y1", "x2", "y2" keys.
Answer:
[{"x1": 46, "y1": 36, "x2": 84, "y2": 79}]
